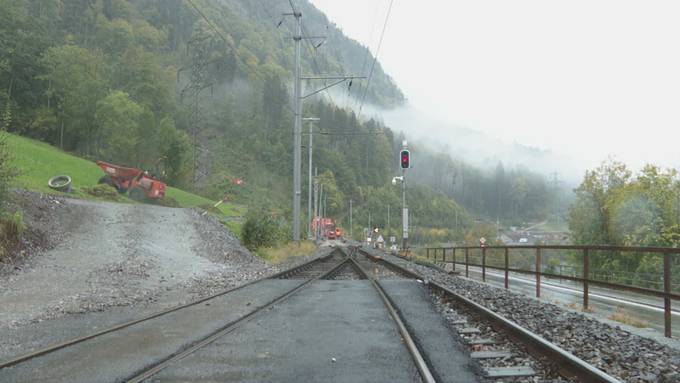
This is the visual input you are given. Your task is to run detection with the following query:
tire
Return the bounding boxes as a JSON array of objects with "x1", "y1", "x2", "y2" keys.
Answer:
[
  {"x1": 128, "y1": 187, "x2": 146, "y2": 202},
  {"x1": 48, "y1": 175, "x2": 72, "y2": 192}
]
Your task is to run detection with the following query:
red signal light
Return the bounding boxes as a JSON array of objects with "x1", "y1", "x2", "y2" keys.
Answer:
[{"x1": 400, "y1": 150, "x2": 410, "y2": 169}]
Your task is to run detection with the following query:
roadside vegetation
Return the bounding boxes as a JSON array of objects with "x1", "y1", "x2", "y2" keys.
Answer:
[
  {"x1": 241, "y1": 208, "x2": 291, "y2": 251},
  {"x1": 568, "y1": 160, "x2": 680, "y2": 288},
  {"x1": 240, "y1": 208, "x2": 317, "y2": 263},
  {"x1": 0, "y1": 130, "x2": 22, "y2": 259},
  {"x1": 608, "y1": 307, "x2": 649, "y2": 328},
  {"x1": 257, "y1": 241, "x2": 317, "y2": 264}
]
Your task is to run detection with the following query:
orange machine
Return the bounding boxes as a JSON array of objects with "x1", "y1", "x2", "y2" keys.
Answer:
[{"x1": 96, "y1": 161, "x2": 166, "y2": 201}]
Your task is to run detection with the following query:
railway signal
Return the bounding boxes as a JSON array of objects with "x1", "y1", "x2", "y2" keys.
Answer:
[
  {"x1": 393, "y1": 141, "x2": 410, "y2": 250},
  {"x1": 400, "y1": 149, "x2": 410, "y2": 169}
]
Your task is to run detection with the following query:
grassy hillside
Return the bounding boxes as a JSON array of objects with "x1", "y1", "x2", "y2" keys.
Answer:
[{"x1": 7, "y1": 134, "x2": 244, "y2": 217}]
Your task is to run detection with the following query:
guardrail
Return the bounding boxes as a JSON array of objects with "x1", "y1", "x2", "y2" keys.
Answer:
[{"x1": 424, "y1": 245, "x2": 679, "y2": 337}]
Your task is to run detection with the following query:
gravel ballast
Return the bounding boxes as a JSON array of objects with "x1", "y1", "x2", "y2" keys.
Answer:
[{"x1": 363, "y1": 247, "x2": 680, "y2": 383}]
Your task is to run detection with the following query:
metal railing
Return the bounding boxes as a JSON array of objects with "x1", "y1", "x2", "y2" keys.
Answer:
[{"x1": 424, "y1": 245, "x2": 679, "y2": 338}]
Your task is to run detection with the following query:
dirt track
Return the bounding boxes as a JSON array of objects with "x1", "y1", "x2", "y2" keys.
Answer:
[{"x1": 0, "y1": 191, "x2": 271, "y2": 329}]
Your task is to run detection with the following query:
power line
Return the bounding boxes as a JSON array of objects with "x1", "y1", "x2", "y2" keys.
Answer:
[
  {"x1": 185, "y1": 0, "x2": 266, "y2": 84},
  {"x1": 353, "y1": 0, "x2": 383, "y2": 110},
  {"x1": 357, "y1": 0, "x2": 395, "y2": 119}
]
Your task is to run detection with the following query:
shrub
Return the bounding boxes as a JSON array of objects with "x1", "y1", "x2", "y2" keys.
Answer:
[
  {"x1": 0, "y1": 132, "x2": 17, "y2": 205},
  {"x1": 82, "y1": 184, "x2": 121, "y2": 200},
  {"x1": 241, "y1": 209, "x2": 290, "y2": 251},
  {"x1": 0, "y1": 212, "x2": 25, "y2": 259}
]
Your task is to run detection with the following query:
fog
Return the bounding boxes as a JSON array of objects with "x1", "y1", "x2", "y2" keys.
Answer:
[{"x1": 311, "y1": 0, "x2": 680, "y2": 182}]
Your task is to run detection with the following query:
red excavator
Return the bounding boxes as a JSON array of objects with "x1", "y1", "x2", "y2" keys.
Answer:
[{"x1": 96, "y1": 161, "x2": 166, "y2": 201}]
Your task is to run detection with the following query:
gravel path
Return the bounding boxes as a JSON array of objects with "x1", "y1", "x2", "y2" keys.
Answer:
[
  {"x1": 363, "y1": 247, "x2": 680, "y2": 383},
  {"x1": 0, "y1": 191, "x2": 272, "y2": 330}
]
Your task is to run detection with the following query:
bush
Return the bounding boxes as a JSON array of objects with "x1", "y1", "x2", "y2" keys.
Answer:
[
  {"x1": 0, "y1": 132, "x2": 17, "y2": 204},
  {"x1": 241, "y1": 209, "x2": 290, "y2": 251},
  {"x1": 0, "y1": 212, "x2": 25, "y2": 259},
  {"x1": 82, "y1": 184, "x2": 121, "y2": 200}
]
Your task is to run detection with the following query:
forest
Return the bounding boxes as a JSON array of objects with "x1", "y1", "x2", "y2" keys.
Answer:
[
  {"x1": 0, "y1": 0, "x2": 559, "y2": 245},
  {"x1": 568, "y1": 160, "x2": 680, "y2": 288}
]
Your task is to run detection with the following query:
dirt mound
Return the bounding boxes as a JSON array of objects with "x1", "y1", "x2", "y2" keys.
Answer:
[{"x1": 0, "y1": 190, "x2": 271, "y2": 328}]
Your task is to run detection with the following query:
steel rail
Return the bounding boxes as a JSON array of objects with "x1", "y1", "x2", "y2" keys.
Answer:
[
  {"x1": 347, "y1": 248, "x2": 437, "y2": 383},
  {"x1": 0, "y1": 249, "x2": 343, "y2": 370},
  {"x1": 125, "y1": 256, "x2": 351, "y2": 383},
  {"x1": 359, "y1": 248, "x2": 622, "y2": 383}
]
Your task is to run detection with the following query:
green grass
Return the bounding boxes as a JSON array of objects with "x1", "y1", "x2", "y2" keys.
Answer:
[
  {"x1": 256, "y1": 241, "x2": 317, "y2": 264},
  {"x1": 7, "y1": 134, "x2": 245, "y2": 220}
]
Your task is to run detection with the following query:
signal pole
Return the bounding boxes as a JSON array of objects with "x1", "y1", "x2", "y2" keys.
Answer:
[
  {"x1": 402, "y1": 165, "x2": 408, "y2": 250},
  {"x1": 401, "y1": 141, "x2": 409, "y2": 250}
]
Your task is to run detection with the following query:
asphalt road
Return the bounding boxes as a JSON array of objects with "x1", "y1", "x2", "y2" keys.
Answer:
[{"x1": 460, "y1": 265, "x2": 680, "y2": 338}]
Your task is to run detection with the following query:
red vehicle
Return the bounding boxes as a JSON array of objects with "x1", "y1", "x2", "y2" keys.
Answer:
[
  {"x1": 312, "y1": 217, "x2": 341, "y2": 240},
  {"x1": 96, "y1": 161, "x2": 166, "y2": 201}
]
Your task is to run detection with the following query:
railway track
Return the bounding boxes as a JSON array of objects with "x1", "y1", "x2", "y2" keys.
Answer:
[
  {"x1": 1, "y1": 244, "x2": 624, "y2": 382},
  {"x1": 0, "y1": 249, "x2": 348, "y2": 381},
  {"x1": 0, "y1": 247, "x2": 446, "y2": 383},
  {"x1": 358, "y1": 247, "x2": 622, "y2": 383}
]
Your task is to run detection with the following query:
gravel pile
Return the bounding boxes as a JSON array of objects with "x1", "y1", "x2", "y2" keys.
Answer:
[
  {"x1": 0, "y1": 192, "x2": 275, "y2": 329},
  {"x1": 0, "y1": 190, "x2": 73, "y2": 274},
  {"x1": 363, "y1": 247, "x2": 680, "y2": 383}
]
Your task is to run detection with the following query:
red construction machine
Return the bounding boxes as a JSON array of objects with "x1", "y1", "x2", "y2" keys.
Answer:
[
  {"x1": 96, "y1": 161, "x2": 166, "y2": 201},
  {"x1": 311, "y1": 217, "x2": 342, "y2": 240}
]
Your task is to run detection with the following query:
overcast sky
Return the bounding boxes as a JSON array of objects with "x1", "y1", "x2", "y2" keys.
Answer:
[{"x1": 310, "y1": 0, "x2": 680, "y2": 172}]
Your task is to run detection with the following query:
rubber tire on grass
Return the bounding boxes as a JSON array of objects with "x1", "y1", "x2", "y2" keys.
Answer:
[
  {"x1": 128, "y1": 187, "x2": 146, "y2": 202},
  {"x1": 48, "y1": 175, "x2": 72, "y2": 192}
]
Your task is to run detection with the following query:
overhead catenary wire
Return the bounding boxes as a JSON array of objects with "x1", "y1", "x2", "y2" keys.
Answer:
[
  {"x1": 353, "y1": 0, "x2": 383, "y2": 110},
  {"x1": 357, "y1": 0, "x2": 395, "y2": 120}
]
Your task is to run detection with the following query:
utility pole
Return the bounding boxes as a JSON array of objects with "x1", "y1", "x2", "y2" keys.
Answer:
[
  {"x1": 551, "y1": 171, "x2": 561, "y2": 225},
  {"x1": 291, "y1": 10, "x2": 302, "y2": 243},
  {"x1": 349, "y1": 199, "x2": 353, "y2": 239},
  {"x1": 318, "y1": 183, "x2": 323, "y2": 239},
  {"x1": 304, "y1": 117, "x2": 320, "y2": 239},
  {"x1": 284, "y1": 3, "x2": 365, "y2": 243},
  {"x1": 313, "y1": 167, "x2": 318, "y2": 241}
]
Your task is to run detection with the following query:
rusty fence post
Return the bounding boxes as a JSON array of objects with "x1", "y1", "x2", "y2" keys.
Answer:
[
  {"x1": 465, "y1": 248, "x2": 469, "y2": 278},
  {"x1": 504, "y1": 247, "x2": 509, "y2": 289},
  {"x1": 583, "y1": 249, "x2": 589, "y2": 310},
  {"x1": 536, "y1": 248, "x2": 541, "y2": 298},
  {"x1": 452, "y1": 248, "x2": 456, "y2": 271},
  {"x1": 482, "y1": 247, "x2": 487, "y2": 282},
  {"x1": 426, "y1": 248, "x2": 430, "y2": 259},
  {"x1": 664, "y1": 253, "x2": 672, "y2": 338},
  {"x1": 442, "y1": 248, "x2": 446, "y2": 263}
]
